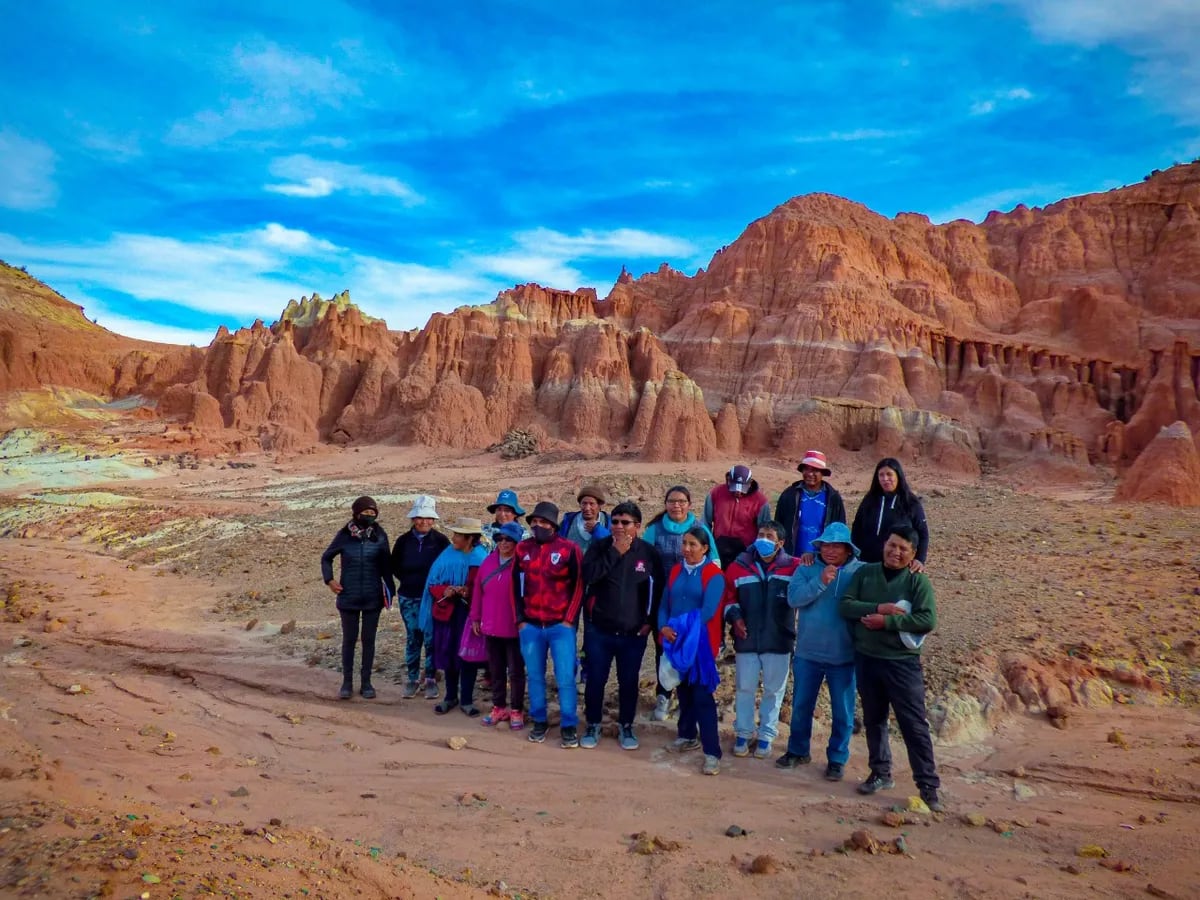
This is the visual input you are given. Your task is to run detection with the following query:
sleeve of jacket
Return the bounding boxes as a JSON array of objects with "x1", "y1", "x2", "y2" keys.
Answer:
[
  {"x1": 700, "y1": 567, "x2": 726, "y2": 624},
  {"x1": 390, "y1": 532, "x2": 404, "y2": 580},
  {"x1": 320, "y1": 531, "x2": 344, "y2": 584},
  {"x1": 468, "y1": 560, "x2": 485, "y2": 623},
  {"x1": 591, "y1": 513, "x2": 611, "y2": 541},
  {"x1": 788, "y1": 563, "x2": 825, "y2": 609},
  {"x1": 826, "y1": 486, "x2": 847, "y2": 525},
  {"x1": 773, "y1": 488, "x2": 795, "y2": 553},
  {"x1": 658, "y1": 565, "x2": 677, "y2": 631},
  {"x1": 581, "y1": 540, "x2": 612, "y2": 591},
  {"x1": 838, "y1": 567, "x2": 877, "y2": 620},
  {"x1": 646, "y1": 546, "x2": 665, "y2": 628},
  {"x1": 722, "y1": 561, "x2": 743, "y2": 622},
  {"x1": 565, "y1": 542, "x2": 585, "y2": 626},
  {"x1": 850, "y1": 499, "x2": 871, "y2": 556},
  {"x1": 512, "y1": 545, "x2": 527, "y2": 624},
  {"x1": 885, "y1": 572, "x2": 936, "y2": 634},
  {"x1": 911, "y1": 497, "x2": 930, "y2": 563},
  {"x1": 702, "y1": 524, "x2": 721, "y2": 567},
  {"x1": 702, "y1": 492, "x2": 715, "y2": 529},
  {"x1": 377, "y1": 528, "x2": 396, "y2": 596},
  {"x1": 756, "y1": 499, "x2": 772, "y2": 528}
]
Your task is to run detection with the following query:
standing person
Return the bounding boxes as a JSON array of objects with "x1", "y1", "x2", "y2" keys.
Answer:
[
  {"x1": 704, "y1": 464, "x2": 772, "y2": 570},
  {"x1": 481, "y1": 489, "x2": 530, "y2": 549},
  {"x1": 777, "y1": 522, "x2": 864, "y2": 780},
  {"x1": 513, "y1": 502, "x2": 585, "y2": 748},
  {"x1": 660, "y1": 527, "x2": 726, "y2": 775},
  {"x1": 469, "y1": 521, "x2": 527, "y2": 730},
  {"x1": 723, "y1": 521, "x2": 797, "y2": 759},
  {"x1": 559, "y1": 484, "x2": 612, "y2": 553},
  {"x1": 773, "y1": 450, "x2": 847, "y2": 558},
  {"x1": 579, "y1": 501, "x2": 663, "y2": 751},
  {"x1": 320, "y1": 496, "x2": 395, "y2": 700},
  {"x1": 851, "y1": 458, "x2": 930, "y2": 570},
  {"x1": 838, "y1": 525, "x2": 942, "y2": 811},
  {"x1": 422, "y1": 518, "x2": 488, "y2": 717},
  {"x1": 642, "y1": 486, "x2": 719, "y2": 722},
  {"x1": 391, "y1": 495, "x2": 450, "y2": 699}
]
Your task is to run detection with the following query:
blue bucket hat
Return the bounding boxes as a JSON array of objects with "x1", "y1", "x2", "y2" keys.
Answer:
[
  {"x1": 811, "y1": 521, "x2": 860, "y2": 557},
  {"x1": 487, "y1": 489, "x2": 525, "y2": 516},
  {"x1": 494, "y1": 521, "x2": 525, "y2": 544}
]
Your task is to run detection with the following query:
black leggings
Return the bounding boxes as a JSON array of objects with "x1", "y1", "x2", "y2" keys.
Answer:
[{"x1": 339, "y1": 609, "x2": 381, "y2": 684}]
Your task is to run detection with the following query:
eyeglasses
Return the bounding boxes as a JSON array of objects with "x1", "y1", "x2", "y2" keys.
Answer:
[
  {"x1": 610, "y1": 518, "x2": 638, "y2": 527},
  {"x1": 665, "y1": 498, "x2": 689, "y2": 506}
]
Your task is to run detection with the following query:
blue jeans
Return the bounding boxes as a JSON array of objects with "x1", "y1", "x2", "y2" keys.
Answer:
[
  {"x1": 733, "y1": 652, "x2": 791, "y2": 743},
  {"x1": 399, "y1": 595, "x2": 434, "y2": 683},
  {"x1": 787, "y1": 656, "x2": 856, "y2": 765},
  {"x1": 519, "y1": 622, "x2": 578, "y2": 728},
  {"x1": 583, "y1": 626, "x2": 647, "y2": 726}
]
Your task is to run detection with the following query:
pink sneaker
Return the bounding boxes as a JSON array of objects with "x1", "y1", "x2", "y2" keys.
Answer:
[
  {"x1": 509, "y1": 710, "x2": 525, "y2": 731},
  {"x1": 482, "y1": 706, "x2": 509, "y2": 727}
]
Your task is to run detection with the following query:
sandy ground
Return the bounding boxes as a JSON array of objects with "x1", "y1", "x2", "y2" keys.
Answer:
[{"x1": 2, "y1": 433, "x2": 1200, "y2": 898}]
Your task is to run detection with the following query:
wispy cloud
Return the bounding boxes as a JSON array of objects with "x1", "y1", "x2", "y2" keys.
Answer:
[
  {"x1": 794, "y1": 128, "x2": 914, "y2": 144},
  {"x1": 927, "y1": 182, "x2": 1067, "y2": 224},
  {"x1": 969, "y1": 86, "x2": 1035, "y2": 116},
  {"x1": 264, "y1": 155, "x2": 423, "y2": 203},
  {"x1": 0, "y1": 131, "x2": 57, "y2": 210},
  {"x1": 512, "y1": 227, "x2": 697, "y2": 259}
]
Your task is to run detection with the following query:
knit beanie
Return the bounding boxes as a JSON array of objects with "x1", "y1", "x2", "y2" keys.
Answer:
[
  {"x1": 576, "y1": 484, "x2": 606, "y2": 505},
  {"x1": 351, "y1": 496, "x2": 379, "y2": 516}
]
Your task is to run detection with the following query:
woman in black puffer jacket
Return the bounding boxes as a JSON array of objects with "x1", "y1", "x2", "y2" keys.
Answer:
[{"x1": 321, "y1": 496, "x2": 396, "y2": 699}]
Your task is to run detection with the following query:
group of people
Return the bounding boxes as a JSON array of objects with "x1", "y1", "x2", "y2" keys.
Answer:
[{"x1": 320, "y1": 452, "x2": 943, "y2": 810}]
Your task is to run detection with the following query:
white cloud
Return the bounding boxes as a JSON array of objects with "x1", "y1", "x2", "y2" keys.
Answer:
[
  {"x1": 470, "y1": 253, "x2": 586, "y2": 289},
  {"x1": 90, "y1": 309, "x2": 219, "y2": 347},
  {"x1": 264, "y1": 155, "x2": 423, "y2": 204},
  {"x1": 928, "y1": 183, "x2": 1067, "y2": 223},
  {"x1": 511, "y1": 227, "x2": 697, "y2": 260},
  {"x1": 969, "y1": 87, "x2": 1034, "y2": 116},
  {"x1": 0, "y1": 131, "x2": 57, "y2": 210},
  {"x1": 794, "y1": 128, "x2": 912, "y2": 143}
]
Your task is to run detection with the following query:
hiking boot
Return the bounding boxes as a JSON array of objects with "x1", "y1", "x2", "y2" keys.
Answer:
[
  {"x1": 668, "y1": 737, "x2": 701, "y2": 753},
  {"x1": 580, "y1": 723, "x2": 602, "y2": 749},
  {"x1": 920, "y1": 789, "x2": 944, "y2": 813},
  {"x1": 651, "y1": 695, "x2": 671, "y2": 721},
  {"x1": 401, "y1": 681, "x2": 419, "y2": 699},
  {"x1": 856, "y1": 773, "x2": 895, "y2": 795},
  {"x1": 824, "y1": 762, "x2": 845, "y2": 781},
  {"x1": 619, "y1": 724, "x2": 639, "y2": 751},
  {"x1": 702, "y1": 754, "x2": 720, "y2": 776},
  {"x1": 753, "y1": 739, "x2": 771, "y2": 759},
  {"x1": 338, "y1": 682, "x2": 352, "y2": 700},
  {"x1": 423, "y1": 678, "x2": 439, "y2": 700},
  {"x1": 360, "y1": 683, "x2": 376, "y2": 700},
  {"x1": 732, "y1": 736, "x2": 751, "y2": 757},
  {"x1": 560, "y1": 726, "x2": 579, "y2": 749},
  {"x1": 528, "y1": 720, "x2": 549, "y2": 743},
  {"x1": 775, "y1": 752, "x2": 811, "y2": 769}
]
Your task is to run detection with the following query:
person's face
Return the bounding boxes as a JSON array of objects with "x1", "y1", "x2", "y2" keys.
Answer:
[
  {"x1": 665, "y1": 492, "x2": 690, "y2": 522},
  {"x1": 529, "y1": 516, "x2": 553, "y2": 531},
  {"x1": 801, "y1": 466, "x2": 824, "y2": 490},
  {"x1": 411, "y1": 516, "x2": 435, "y2": 534},
  {"x1": 681, "y1": 533, "x2": 708, "y2": 565},
  {"x1": 757, "y1": 526, "x2": 782, "y2": 555},
  {"x1": 610, "y1": 512, "x2": 639, "y2": 537},
  {"x1": 450, "y1": 532, "x2": 472, "y2": 551},
  {"x1": 877, "y1": 466, "x2": 899, "y2": 494},
  {"x1": 579, "y1": 496, "x2": 600, "y2": 521},
  {"x1": 882, "y1": 534, "x2": 916, "y2": 570},
  {"x1": 819, "y1": 542, "x2": 851, "y2": 567},
  {"x1": 495, "y1": 535, "x2": 517, "y2": 558},
  {"x1": 493, "y1": 505, "x2": 516, "y2": 524}
]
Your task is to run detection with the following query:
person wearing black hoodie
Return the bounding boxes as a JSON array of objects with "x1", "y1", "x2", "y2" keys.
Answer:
[
  {"x1": 579, "y1": 501, "x2": 664, "y2": 751},
  {"x1": 391, "y1": 495, "x2": 451, "y2": 698},
  {"x1": 321, "y1": 496, "x2": 396, "y2": 700},
  {"x1": 850, "y1": 458, "x2": 930, "y2": 570}
]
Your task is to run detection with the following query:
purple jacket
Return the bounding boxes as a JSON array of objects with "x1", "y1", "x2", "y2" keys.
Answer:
[{"x1": 469, "y1": 550, "x2": 518, "y2": 638}]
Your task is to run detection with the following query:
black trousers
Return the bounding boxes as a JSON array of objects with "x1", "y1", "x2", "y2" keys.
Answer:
[
  {"x1": 339, "y1": 608, "x2": 381, "y2": 685},
  {"x1": 855, "y1": 653, "x2": 939, "y2": 791}
]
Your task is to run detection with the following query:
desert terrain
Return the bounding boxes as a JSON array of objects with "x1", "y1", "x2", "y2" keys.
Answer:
[{"x1": 2, "y1": 424, "x2": 1198, "y2": 900}]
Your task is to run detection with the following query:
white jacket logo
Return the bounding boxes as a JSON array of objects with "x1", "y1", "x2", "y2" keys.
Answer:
[{"x1": 550, "y1": 552, "x2": 562, "y2": 565}]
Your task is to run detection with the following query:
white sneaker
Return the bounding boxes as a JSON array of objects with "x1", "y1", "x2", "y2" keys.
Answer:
[{"x1": 651, "y1": 695, "x2": 670, "y2": 721}]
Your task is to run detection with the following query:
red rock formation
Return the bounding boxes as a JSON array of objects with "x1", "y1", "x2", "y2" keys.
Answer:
[{"x1": 1115, "y1": 421, "x2": 1200, "y2": 505}]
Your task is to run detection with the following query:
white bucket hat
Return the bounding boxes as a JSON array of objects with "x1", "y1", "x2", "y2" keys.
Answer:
[{"x1": 407, "y1": 495, "x2": 439, "y2": 519}]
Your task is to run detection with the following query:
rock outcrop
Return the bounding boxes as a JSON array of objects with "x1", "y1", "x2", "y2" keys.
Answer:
[{"x1": 1115, "y1": 421, "x2": 1200, "y2": 505}]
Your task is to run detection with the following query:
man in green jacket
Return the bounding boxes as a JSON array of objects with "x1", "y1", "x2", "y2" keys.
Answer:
[{"x1": 838, "y1": 524, "x2": 942, "y2": 811}]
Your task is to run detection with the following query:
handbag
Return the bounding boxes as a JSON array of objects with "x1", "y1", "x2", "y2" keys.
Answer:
[
  {"x1": 458, "y1": 621, "x2": 489, "y2": 664},
  {"x1": 430, "y1": 585, "x2": 456, "y2": 623}
]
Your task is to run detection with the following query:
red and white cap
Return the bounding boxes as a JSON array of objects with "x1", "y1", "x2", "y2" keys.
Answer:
[{"x1": 797, "y1": 450, "x2": 831, "y2": 475}]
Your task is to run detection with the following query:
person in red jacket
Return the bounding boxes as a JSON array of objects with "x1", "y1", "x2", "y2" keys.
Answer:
[
  {"x1": 704, "y1": 464, "x2": 772, "y2": 570},
  {"x1": 512, "y1": 501, "x2": 584, "y2": 748}
]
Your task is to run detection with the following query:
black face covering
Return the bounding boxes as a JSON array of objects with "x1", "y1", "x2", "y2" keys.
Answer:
[
  {"x1": 531, "y1": 524, "x2": 555, "y2": 543},
  {"x1": 355, "y1": 514, "x2": 378, "y2": 527}
]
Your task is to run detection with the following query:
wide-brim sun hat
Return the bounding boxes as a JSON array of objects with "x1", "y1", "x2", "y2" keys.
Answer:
[
  {"x1": 447, "y1": 516, "x2": 484, "y2": 535},
  {"x1": 525, "y1": 500, "x2": 561, "y2": 528},
  {"x1": 797, "y1": 450, "x2": 832, "y2": 475},
  {"x1": 811, "y1": 521, "x2": 860, "y2": 557},
  {"x1": 407, "y1": 494, "x2": 439, "y2": 519},
  {"x1": 487, "y1": 489, "x2": 526, "y2": 516}
]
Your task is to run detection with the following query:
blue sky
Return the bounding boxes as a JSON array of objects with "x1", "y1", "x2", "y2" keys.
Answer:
[{"x1": 1, "y1": 0, "x2": 1197, "y2": 345}]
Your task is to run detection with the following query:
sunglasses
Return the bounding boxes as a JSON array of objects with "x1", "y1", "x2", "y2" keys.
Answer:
[
  {"x1": 495, "y1": 536, "x2": 517, "y2": 544},
  {"x1": 610, "y1": 518, "x2": 638, "y2": 526}
]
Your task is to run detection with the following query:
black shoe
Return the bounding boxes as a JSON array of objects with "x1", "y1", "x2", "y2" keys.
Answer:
[
  {"x1": 824, "y1": 762, "x2": 845, "y2": 781},
  {"x1": 528, "y1": 721, "x2": 549, "y2": 743},
  {"x1": 338, "y1": 683, "x2": 352, "y2": 700},
  {"x1": 560, "y1": 726, "x2": 579, "y2": 749},
  {"x1": 360, "y1": 684, "x2": 376, "y2": 699},
  {"x1": 856, "y1": 773, "x2": 895, "y2": 795},
  {"x1": 775, "y1": 752, "x2": 812, "y2": 770},
  {"x1": 920, "y1": 789, "x2": 944, "y2": 813},
  {"x1": 433, "y1": 699, "x2": 458, "y2": 715}
]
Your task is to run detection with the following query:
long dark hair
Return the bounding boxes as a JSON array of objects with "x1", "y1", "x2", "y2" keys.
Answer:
[
  {"x1": 646, "y1": 484, "x2": 691, "y2": 529},
  {"x1": 863, "y1": 457, "x2": 919, "y2": 507}
]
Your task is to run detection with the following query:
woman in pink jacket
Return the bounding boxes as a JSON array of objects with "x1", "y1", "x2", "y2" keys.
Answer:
[{"x1": 470, "y1": 521, "x2": 526, "y2": 729}]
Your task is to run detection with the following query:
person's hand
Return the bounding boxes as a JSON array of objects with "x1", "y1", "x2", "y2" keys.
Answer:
[
  {"x1": 584, "y1": 520, "x2": 595, "y2": 533},
  {"x1": 471, "y1": 621, "x2": 481, "y2": 636},
  {"x1": 327, "y1": 580, "x2": 342, "y2": 595},
  {"x1": 612, "y1": 532, "x2": 633, "y2": 554},
  {"x1": 661, "y1": 626, "x2": 677, "y2": 644},
  {"x1": 876, "y1": 603, "x2": 906, "y2": 616},
  {"x1": 861, "y1": 613, "x2": 887, "y2": 630},
  {"x1": 637, "y1": 624, "x2": 651, "y2": 637},
  {"x1": 518, "y1": 621, "x2": 528, "y2": 631},
  {"x1": 909, "y1": 559, "x2": 925, "y2": 573},
  {"x1": 732, "y1": 620, "x2": 748, "y2": 641},
  {"x1": 799, "y1": 552, "x2": 815, "y2": 566},
  {"x1": 820, "y1": 565, "x2": 838, "y2": 585}
]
